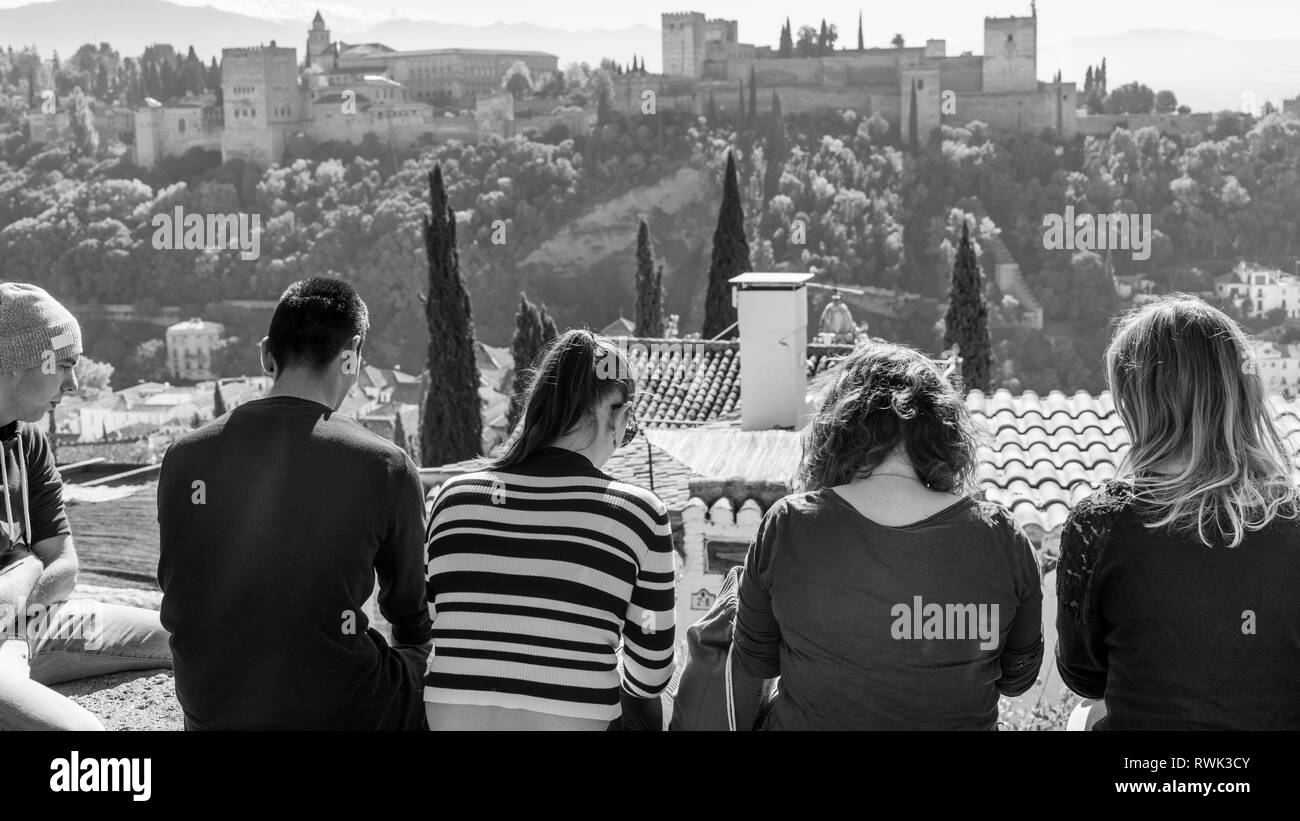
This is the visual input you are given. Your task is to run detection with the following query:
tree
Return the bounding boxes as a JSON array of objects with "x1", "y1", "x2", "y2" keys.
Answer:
[
  {"x1": 818, "y1": 20, "x2": 829, "y2": 56},
  {"x1": 748, "y1": 65, "x2": 758, "y2": 121},
  {"x1": 1155, "y1": 90, "x2": 1178, "y2": 113},
  {"x1": 779, "y1": 19, "x2": 794, "y2": 58},
  {"x1": 1104, "y1": 82, "x2": 1155, "y2": 115},
  {"x1": 634, "y1": 218, "x2": 665, "y2": 338},
  {"x1": 66, "y1": 86, "x2": 99, "y2": 158},
  {"x1": 703, "y1": 151, "x2": 750, "y2": 339},
  {"x1": 392, "y1": 410, "x2": 408, "y2": 457},
  {"x1": 593, "y1": 69, "x2": 614, "y2": 127},
  {"x1": 908, "y1": 80, "x2": 919, "y2": 152},
  {"x1": 707, "y1": 91, "x2": 717, "y2": 122},
  {"x1": 73, "y1": 356, "x2": 113, "y2": 391},
  {"x1": 858, "y1": 12, "x2": 865, "y2": 51},
  {"x1": 421, "y1": 165, "x2": 482, "y2": 465},
  {"x1": 212, "y1": 380, "x2": 227, "y2": 416},
  {"x1": 209, "y1": 336, "x2": 263, "y2": 378},
  {"x1": 127, "y1": 339, "x2": 170, "y2": 384},
  {"x1": 1084, "y1": 65, "x2": 1094, "y2": 92},
  {"x1": 943, "y1": 221, "x2": 992, "y2": 391},
  {"x1": 737, "y1": 78, "x2": 746, "y2": 127},
  {"x1": 503, "y1": 60, "x2": 533, "y2": 99},
  {"x1": 763, "y1": 91, "x2": 789, "y2": 202},
  {"x1": 508, "y1": 292, "x2": 553, "y2": 432},
  {"x1": 796, "y1": 26, "x2": 818, "y2": 58},
  {"x1": 892, "y1": 33, "x2": 905, "y2": 48}
]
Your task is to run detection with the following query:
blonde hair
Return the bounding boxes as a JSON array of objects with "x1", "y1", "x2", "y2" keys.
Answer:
[{"x1": 1105, "y1": 295, "x2": 1300, "y2": 547}]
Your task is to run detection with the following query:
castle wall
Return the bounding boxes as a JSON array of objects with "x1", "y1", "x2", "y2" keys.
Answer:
[
  {"x1": 952, "y1": 84, "x2": 1076, "y2": 137},
  {"x1": 1074, "y1": 111, "x2": 1215, "y2": 138},
  {"x1": 983, "y1": 14, "x2": 1037, "y2": 93},
  {"x1": 937, "y1": 56, "x2": 984, "y2": 94},
  {"x1": 134, "y1": 106, "x2": 223, "y2": 168}
]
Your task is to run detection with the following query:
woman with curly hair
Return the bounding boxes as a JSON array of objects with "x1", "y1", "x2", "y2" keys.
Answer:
[
  {"x1": 1058, "y1": 296, "x2": 1300, "y2": 729},
  {"x1": 730, "y1": 341, "x2": 1044, "y2": 730}
]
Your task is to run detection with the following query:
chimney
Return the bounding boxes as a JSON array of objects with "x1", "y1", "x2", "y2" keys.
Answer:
[{"x1": 730, "y1": 272, "x2": 813, "y2": 430}]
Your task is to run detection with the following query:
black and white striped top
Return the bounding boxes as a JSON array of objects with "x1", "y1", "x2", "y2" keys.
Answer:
[{"x1": 422, "y1": 447, "x2": 677, "y2": 722}]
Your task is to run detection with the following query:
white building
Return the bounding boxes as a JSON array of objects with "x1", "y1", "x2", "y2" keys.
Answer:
[
  {"x1": 166, "y1": 318, "x2": 226, "y2": 381},
  {"x1": 1247, "y1": 340, "x2": 1300, "y2": 395},
  {"x1": 1215, "y1": 263, "x2": 1300, "y2": 320}
]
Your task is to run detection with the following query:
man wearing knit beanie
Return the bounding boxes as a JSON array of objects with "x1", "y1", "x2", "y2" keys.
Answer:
[{"x1": 0, "y1": 283, "x2": 173, "y2": 730}]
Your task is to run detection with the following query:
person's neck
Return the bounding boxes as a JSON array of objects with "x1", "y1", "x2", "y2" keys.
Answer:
[
  {"x1": 265, "y1": 372, "x2": 339, "y2": 410},
  {"x1": 548, "y1": 433, "x2": 604, "y2": 469}
]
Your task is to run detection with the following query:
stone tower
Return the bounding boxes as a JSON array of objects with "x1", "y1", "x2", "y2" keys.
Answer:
[
  {"x1": 662, "y1": 12, "x2": 707, "y2": 79},
  {"x1": 220, "y1": 45, "x2": 302, "y2": 166},
  {"x1": 982, "y1": 7, "x2": 1037, "y2": 93},
  {"x1": 306, "y1": 10, "x2": 331, "y2": 68}
]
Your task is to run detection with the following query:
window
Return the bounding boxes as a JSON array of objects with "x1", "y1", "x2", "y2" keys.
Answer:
[
  {"x1": 178, "y1": 118, "x2": 186, "y2": 132},
  {"x1": 704, "y1": 538, "x2": 748, "y2": 574}
]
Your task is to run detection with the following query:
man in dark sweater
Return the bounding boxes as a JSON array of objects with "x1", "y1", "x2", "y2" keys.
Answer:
[{"x1": 157, "y1": 278, "x2": 432, "y2": 730}]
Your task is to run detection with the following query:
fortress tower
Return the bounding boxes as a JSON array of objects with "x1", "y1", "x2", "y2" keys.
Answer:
[
  {"x1": 982, "y1": 6, "x2": 1037, "y2": 93},
  {"x1": 220, "y1": 45, "x2": 303, "y2": 166},
  {"x1": 662, "y1": 12, "x2": 707, "y2": 78},
  {"x1": 306, "y1": 10, "x2": 332, "y2": 68}
]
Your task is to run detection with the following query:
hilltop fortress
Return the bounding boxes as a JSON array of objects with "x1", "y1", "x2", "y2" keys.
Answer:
[
  {"x1": 130, "y1": 11, "x2": 567, "y2": 168},
  {"x1": 635, "y1": 5, "x2": 1078, "y2": 138}
]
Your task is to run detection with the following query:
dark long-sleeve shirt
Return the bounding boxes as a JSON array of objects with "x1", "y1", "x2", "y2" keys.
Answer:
[
  {"x1": 733, "y1": 489, "x2": 1043, "y2": 730},
  {"x1": 157, "y1": 395, "x2": 432, "y2": 730},
  {"x1": 1056, "y1": 480, "x2": 1300, "y2": 729}
]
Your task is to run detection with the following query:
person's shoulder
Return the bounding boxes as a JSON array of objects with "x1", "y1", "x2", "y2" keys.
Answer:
[
  {"x1": 603, "y1": 476, "x2": 669, "y2": 518},
  {"x1": 1065, "y1": 479, "x2": 1135, "y2": 533}
]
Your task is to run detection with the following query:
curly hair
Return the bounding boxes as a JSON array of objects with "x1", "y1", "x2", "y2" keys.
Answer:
[{"x1": 795, "y1": 341, "x2": 982, "y2": 493}]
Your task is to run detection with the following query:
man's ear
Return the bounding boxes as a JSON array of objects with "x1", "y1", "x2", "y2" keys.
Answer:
[{"x1": 258, "y1": 337, "x2": 276, "y2": 377}]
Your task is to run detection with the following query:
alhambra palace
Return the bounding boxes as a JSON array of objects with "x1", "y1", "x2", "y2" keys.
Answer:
[{"x1": 29, "y1": 5, "x2": 1228, "y2": 170}]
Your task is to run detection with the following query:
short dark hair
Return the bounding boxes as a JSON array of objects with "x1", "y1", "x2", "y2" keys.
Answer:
[
  {"x1": 266, "y1": 278, "x2": 369, "y2": 373},
  {"x1": 795, "y1": 341, "x2": 980, "y2": 494}
]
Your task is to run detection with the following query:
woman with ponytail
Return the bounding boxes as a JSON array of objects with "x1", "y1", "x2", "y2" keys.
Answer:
[
  {"x1": 1058, "y1": 296, "x2": 1300, "y2": 729},
  {"x1": 731, "y1": 342, "x2": 1044, "y2": 730},
  {"x1": 422, "y1": 330, "x2": 676, "y2": 730}
]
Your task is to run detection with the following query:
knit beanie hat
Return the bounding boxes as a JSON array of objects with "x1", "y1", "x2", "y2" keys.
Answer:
[{"x1": 0, "y1": 283, "x2": 83, "y2": 372}]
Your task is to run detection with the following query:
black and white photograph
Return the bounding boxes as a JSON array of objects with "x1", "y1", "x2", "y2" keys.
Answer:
[{"x1": 0, "y1": 0, "x2": 1292, "y2": 803}]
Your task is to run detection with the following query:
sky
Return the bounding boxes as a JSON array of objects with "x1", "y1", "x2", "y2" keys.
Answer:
[
  {"x1": 0, "y1": 0, "x2": 1291, "y2": 46},
  {"x1": 109, "y1": 0, "x2": 1300, "y2": 45}
]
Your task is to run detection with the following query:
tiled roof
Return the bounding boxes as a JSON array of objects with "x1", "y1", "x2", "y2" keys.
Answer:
[{"x1": 620, "y1": 338, "x2": 853, "y2": 427}]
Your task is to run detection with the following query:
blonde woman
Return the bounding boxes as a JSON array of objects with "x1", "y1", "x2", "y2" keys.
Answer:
[{"x1": 1058, "y1": 295, "x2": 1300, "y2": 729}]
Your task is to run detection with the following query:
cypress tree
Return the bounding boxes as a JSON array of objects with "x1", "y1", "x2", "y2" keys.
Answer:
[
  {"x1": 540, "y1": 305, "x2": 558, "y2": 341},
  {"x1": 763, "y1": 92, "x2": 788, "y2": 202},
  {"x1": 421, "y1": 165, "x2": 482, "y2": 465},
  {"x1": 737, "y1": 79, "x2": 746, "y2": 127},
  {"x1": 858, "y1": 12, "x2": 865, "y2": 51},
  {"x1": 908, "y1": 79, "x2": 919, "y2": 152},
  {"x1": 392, "y1": 410, "x2": 408, "y2": 457},
  {"x1": 508, "y1": 292, "x2": 547, "y2": 432},
  {"x1": 212, "y1": 380, "x2": 226, "y2": 416},
  {"x1": 748, "y1": 65, "x2": 758, "y2": 121},
  {"x1": 779, "y1": 20, "x2": 794, "y2": 58},
  {"x1": 943, "y1": 221, "x2": 992, "y2": 392},
  {"x1": 1084, "y1": 65, "x2": 1093, "y2": 93},
  {"x1": 634, "y1": 218, "x2": 665, "y2": 338},
  {"x1": 702, "y1": 151, "x2": 750, "y2": 339},
  {"x1": 707, "y1": 90, "x2": 717, "y2": 122}
]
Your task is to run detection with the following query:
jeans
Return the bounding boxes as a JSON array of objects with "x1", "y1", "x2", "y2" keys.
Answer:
[{"x1": 0, "y1": 600, "x2": 173, "y2": 730}]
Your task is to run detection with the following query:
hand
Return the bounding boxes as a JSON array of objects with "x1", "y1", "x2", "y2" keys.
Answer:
[{"x1": 0, "y1": 545, "x2": 36, "y2": 574}]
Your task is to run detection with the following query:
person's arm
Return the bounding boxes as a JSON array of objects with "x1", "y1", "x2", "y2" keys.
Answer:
[
  {"x1": 1054, "y1": 498, "x2": 1113, "y2": 700},
  {"x1": 996, "y1": 515, "x2": 1044, "y2": 697},
  {"x1": 619, "y1": 499, "x2": 676, "y2": 709},
  {"x1": 375, "y1": 453, "x2": 433, "y2": 663},
  {"x1": 730, "y1": 503, "x2": 784, "y2": 729},
  {"x1": 21, "y1": 425, "x2": 77, "y2": 607},
  {"x1": 0, "y1": 546, "x2": 43, "y2": 608}
]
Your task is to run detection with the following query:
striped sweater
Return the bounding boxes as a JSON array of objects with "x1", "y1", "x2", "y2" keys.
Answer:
[{"x1": 422, "y1": 446, "x2": 676, "y2": 722}]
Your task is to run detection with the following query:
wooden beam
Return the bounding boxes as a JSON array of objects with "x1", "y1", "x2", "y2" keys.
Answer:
[{"x1": 76, "y1": 463, "x2": 162, "y2": 487}]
